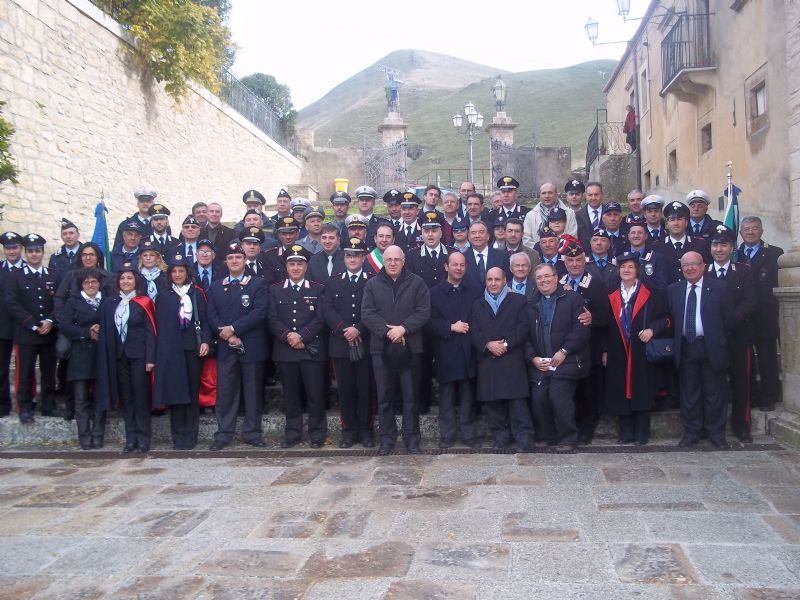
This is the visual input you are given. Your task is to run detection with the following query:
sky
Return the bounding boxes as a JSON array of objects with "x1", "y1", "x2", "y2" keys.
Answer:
[{"x1": 229, "y1": 0, "x2": 646, "y2": 110}]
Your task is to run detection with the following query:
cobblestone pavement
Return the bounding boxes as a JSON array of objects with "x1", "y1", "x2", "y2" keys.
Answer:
[{"x1": 1, "y1": 447, "x2": 800, "y2": 599}]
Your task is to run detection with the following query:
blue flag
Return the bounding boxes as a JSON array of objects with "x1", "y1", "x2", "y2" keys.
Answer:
[
  {"x1": 723, "y1": 183, "x2": 741, "y2": 260},
  {"x1": 91, "y1": 201, "x2": 110, "y2": 266}
]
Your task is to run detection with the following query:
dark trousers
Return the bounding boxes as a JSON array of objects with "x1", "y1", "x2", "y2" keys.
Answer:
[
  {"x1": 619, "y1": 412, "x2": 650, "y2": 444},
  {"x1": 0, "y1": 338, "x2": 12, "y2": 414},
  {"x1": 214, "y1": 353, "x2": 264, "y2": 444},
  {"x1": 484, "y1": 398, "x2": 533, "y2": 448},
  {"x1": 16, "y1": 343, "x2": 56, "y2": 416},
  {"x1": 729, "y1": 338, "x2": 752, "y2": 438},
  {"x1": 278, "y1": 360, "x2": 327, "y2": 445},
  {"x1": 73, "y1": 379, "x2": 105, "y2": 446},
  {"x1": 531, "y1": 377, "x2": 579, "y2": 446},
  {"x1": 372, "y1": 353, "x2": 420, "y2": 449},
  {"x1": 679, "y1": 338, "x2": 728, "y2": 443},
  {"x1": 57, "y1": 360, "x2": 74, "y2": 416},
  {"x1": 117, "y1": 356, "x2": 151, "y2": 449},
  {"x1": 438, "y1": 379, "x2": 477, "y2": 443},
  {"x1": 575, "y1": 364, "x2": 604, "y2": 442},
  {"x1": 170, "y1": 350, "x2": 201, "y2": 449},
  {"x1": 751, "y1": 337, "x2": 780, "y2": 406},
  {"x1": 416, "y1": 344, "x2": 433, "y2": 413},
  {"x1": 333, "y1": 356, "x2": 373, "y2": 443}
]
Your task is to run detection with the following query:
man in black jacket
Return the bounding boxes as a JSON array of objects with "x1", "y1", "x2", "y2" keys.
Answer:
[
  {"x1": 0, "y1": 232, "x2": 25, "y2": 417},
  {"x1": 362, "y1": 245, "x2": 430, "y2": 455},
  {"x1": 428, "y1": 251, "x2": 482, "y2": 448},
  {"x1": 308, "y1": 223, "x2": 344, "y2": 283},
  {"x1": 526, "y1": 263, "x2": 591, "y2": 452}
]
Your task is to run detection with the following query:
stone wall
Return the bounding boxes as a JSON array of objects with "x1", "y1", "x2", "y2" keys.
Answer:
[
  {"x1": 589, "y1": 154, "x2": 640, "y2": 205},
  {"x1": 299, "y1": 144, "x2": 365, "y2": 200},
  {"x1": 0, "y1": 0, "x2": 301, "y2": 251}
]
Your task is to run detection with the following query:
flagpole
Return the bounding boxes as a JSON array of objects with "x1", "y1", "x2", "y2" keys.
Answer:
[{"x1": 725, "y1": 161, "x2": 736, "y2": 261}]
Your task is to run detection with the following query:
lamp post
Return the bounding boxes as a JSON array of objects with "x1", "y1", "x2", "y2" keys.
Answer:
[{"x1": 452, "y1": 101, "x2": 484, "y2": 183}]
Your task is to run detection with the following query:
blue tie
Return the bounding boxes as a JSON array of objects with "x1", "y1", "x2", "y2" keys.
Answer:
[
  {"x1": 515, "y1": 282, "x2": 524, "y2": 291},
  {"x1": 202, "y1": 269, "x2": 210, "y2": 290},
  {"x1": 597, "y1": 258, "x2": 606, "y2": 269},
  {"x1": 746, "y1": 247, "x2": 754, "y2": 261},
  {"x1": 477, "y1": 253, "x2": 486, "y2": 280},
  {"x1": 685, "y1": 284, "x2": 697, "y2": 342},
  {"x1": 570, "y1": 278, "x2": 578, "y2": 291}
]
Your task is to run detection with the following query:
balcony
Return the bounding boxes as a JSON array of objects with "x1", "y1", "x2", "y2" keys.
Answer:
[
  {"x1": 660, "y1": 13, "x2": 716, "y2": 99},
  {"x1": 585, "y1": 120, "x2": 633, "y2": 178}
]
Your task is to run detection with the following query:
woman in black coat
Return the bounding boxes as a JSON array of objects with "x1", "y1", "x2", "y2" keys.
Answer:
[
  {"x1": 54, "y1": 243, "x2": 115, "y2": 318},
  {"x1": 153, "y1": 256, "x2": 212, "y2": 450},
  {"x1": 58, "y1": 268, "x2": 104, "y2": 449},
  {"x1": 601, "y1": 252, "x2": 670, "y2": 445},
  {"x1": 95, "y1": 264, "x2": 156, "y2": 453}
]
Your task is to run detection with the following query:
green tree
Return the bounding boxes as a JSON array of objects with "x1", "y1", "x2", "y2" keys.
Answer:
[
  {"x1": 95, "y1": 0, "x2": 234, "y2": 100},
  {"x1": 240, "y1": 73, "x2": 297, "y2": 134},
  {"x1": 0, "y1": 101, "x2": 18, "y2": 185}
]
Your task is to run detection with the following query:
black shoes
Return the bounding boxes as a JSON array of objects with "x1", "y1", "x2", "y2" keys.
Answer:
[
  {"x1": 339, "y1": 440, "x2": 354, "y2": 449},
  {"x1": 19, "y1": 413, "x2": 34, "y2": 424},
  {"x1": 361, "y1": 437, "x2": 375, "y2": 448},
  {"x1": 310, "y1": 440, "x2": 324, "y2": 449},
  {"x1": 463, "y1": 438, "x2": 482, "y2": 449},
  {"x1": 439, "y1": 439, "x2": 454, "y2": 449},
  {"x1": 244, "y1": 438, "x2": 266, "y2": 448},
  {"x1": 710, "y1": 438, "x2": 730, "y2": 450},
  {"x1": 123, "y1": 443, "x2": 137, "y2": 453},
  {"x1": 377, "y1": 445, "x2": 393, "y2": 456},
  {"x1": 280, "y1": 440, "x2": 299, "y2": 449},
  {"x1": 678, "y1": 437, "x2": 698, "y2": 448},
  {"x1": 209, "y1": 440, "x2": 229, "y2": 451}
]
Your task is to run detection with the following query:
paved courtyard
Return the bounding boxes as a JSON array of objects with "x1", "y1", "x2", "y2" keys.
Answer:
[{"x1": 1, "y1": 447, "x2": 800, "y2": 599}]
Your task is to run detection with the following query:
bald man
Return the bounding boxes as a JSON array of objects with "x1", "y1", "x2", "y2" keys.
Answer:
[{"x1": 523, "y1": 182, "x2": 578, "y2": 248}]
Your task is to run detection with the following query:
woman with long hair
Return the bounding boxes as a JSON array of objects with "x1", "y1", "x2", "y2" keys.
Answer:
[
  {"x1": 58, "y1": 268, "x2": 104, "y2": 449},
  {"x1": 602, "y1": 252, "x2": 670, "y2": 445},
  {"x1": 153, "y1": 255, "x2": 212, "y2": 450},
  {"x1": 95, "y1": 263, "x2": 156, "y2": 453}
]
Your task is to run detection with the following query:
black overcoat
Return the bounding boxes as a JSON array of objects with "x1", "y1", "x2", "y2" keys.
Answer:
[
  {"x1": 428, "y1": 278, "x2": 482, "y2": 383},
  {"x1": 59, "y1": 294, "x2": 102, "y2": 382}
]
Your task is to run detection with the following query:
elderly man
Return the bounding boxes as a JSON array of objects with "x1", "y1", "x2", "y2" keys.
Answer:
[
  {"x1": 362, "y1": 245, "x2": 430, "y2": 455},
  {"x1": 668, "y1": 251, "x2": 733, "y2": 449},
  {"x1": 624, "y1": 189, "x2": 645, "y2": 222},
  {"x1": 686, "y1": 190, "x2": 722, "y2": 240},
  {"x1": 110, "y1": 221, "x2": 143, "y2": 273},
  {"x1": 523, "y1": 182, "x2": 578, "y2": 248},
  {"x1": 508, "y1": 252, "x2": 536, "y2": 300},
  {"x1": 202, "y1": 202, "x2": 236, "y2": 256},
  {"x1": 458, "y1": 181, "x2": 476, "y2": 215},
  {"x1": 464, "y1": 193, "x2": 490, "y2": 225},
  {"x1": 234, "y1": 189, "x2": 270, "y2": 237},
  {"x1": 470, "y1": 266, "x2": 533, "y2": 450},
  {"x1": 526, "y1": 263, "x2": 590, "y2": 452}
]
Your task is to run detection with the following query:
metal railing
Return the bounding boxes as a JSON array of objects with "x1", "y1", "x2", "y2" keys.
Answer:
[
  {"x1": 661, "y1": 13, "x2": 714, "y2": 91},
  {"x1": 411, "y1": 169, "x2": 494, "y2": 197},
  {"x1": 89, "y1": 1, "x2": 298, "y2": 155},
  {"x1": 585, "y1": 122, "x2": 632, "y2": 177}
]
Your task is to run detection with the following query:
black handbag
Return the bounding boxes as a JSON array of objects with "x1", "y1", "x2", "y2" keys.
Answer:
[
  {"x1": 55, "y1": 332, "x2": 72, "y2": 360},
  {"x1": 642, "y1": 302, "x2": 674, "y2": 363}
]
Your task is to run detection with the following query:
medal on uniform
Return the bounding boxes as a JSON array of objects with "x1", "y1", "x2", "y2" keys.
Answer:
[
  {"x1": 644, "y1": 263, "x2": 654, "y2": 276},
  {"x1": 241, "y1": 294, "x2": 250, "y2": 307}
]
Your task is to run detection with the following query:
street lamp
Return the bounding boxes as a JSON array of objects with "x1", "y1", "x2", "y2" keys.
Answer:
[
  {"x1": 617, "y1": 0, "x2": 631, "y2": 19},
  {"x1": 452, "y1": 100, "x2": 484, "y2": 183},
  {"x1": 584, "y1": 17, "x2": 599, "y2": 44},
  {"x1": 492, "y1": 76, "x2": 507, "y2": 113}
]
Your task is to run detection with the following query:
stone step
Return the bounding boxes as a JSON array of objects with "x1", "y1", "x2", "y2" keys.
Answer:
[{"x1": 0, "y1": 404, "x2": 780, "y2": 448}]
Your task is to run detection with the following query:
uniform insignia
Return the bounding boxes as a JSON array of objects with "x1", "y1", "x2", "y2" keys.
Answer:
[
  {"x1": 241, "y1": 294, "x2": 250, "y2": 307},
  {"x1": 503, "y1": 177, "x2": 512, "y2": 184},
  {"x1": 578, "y1": 273, "x2": 592, "y2": 288},
  {"x1": 175, "y1": 254, "x2": 183, "y2": 260},
  {"x1": 644, "y1": 263, "x2": 654, "y2": 276}
]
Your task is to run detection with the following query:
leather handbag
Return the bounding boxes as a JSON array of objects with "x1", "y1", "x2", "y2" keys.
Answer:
[
  {"x1": 642, "y1": 302, "x2": 674, "y2": 363},
  {"x1": 55, "y1": 333, "x2": 72, "y2": 360}
]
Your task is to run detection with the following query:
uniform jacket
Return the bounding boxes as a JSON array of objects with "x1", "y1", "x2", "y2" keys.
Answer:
[
  {"x1": 612, "y1": 247, "x2": 671, "y2": 292},
  {"x1": 489, "y1": 204, "x2": 532, "y2": 228},
  {"x1": 737, "y1": 241, "x2": 783, "y2": 338},
  {"x1": 0, "y1": 260, "x2": 25, "y2": 341},
  {"x1": 323, "y1": 270, "x2": 372, "y2": 359},
  {"x1": 206, "y1": 274, "x2": 269, "y2": 363},
  {"x1": 707, "y1": 261, "x2": 756, "y2": 342},
  {"x1": 688, "y1": 215, "x2": 722, "y2": 240},
  {"x1": 147, "y1": 233, "x2": 179, "y2": 258},
  {"x1": 667, "y1": 277, "x2": 733, "y2": 371},
  {"x1": 586, "y1": 255, "x2": 620, "y2": 290},
  {"x1": 268, "y1": 279, "x2": 326, "y2": 362},
  {"x1": 262, "y1": 246, "x2": 290, "y2": 285},
  {"x1": 308, "y1": 249, "x2": 345, "y2": 283},
  {"x1": 525, "y1": 288, "x2": 591, "y2": 381},
  {"x1": 5, "y1": 266, "x2": 60, "y2": 345},
  {"x1": 48, "y1": 244, "x2": 81, "y2": 273},
  {"x1": 650, "y1": 235, "x2": 712, "y2": 282},
  {"x1": 427, "y1": 277, "x2": 482, "y2": 383},
  {"x1": 395, "y1": 221, "x2": 424, "y2": 252},
  {"x1": 113, "y1": 214, "x2": 161, "y2": 249},
  {"x1": 470, "y1": 291, "x2": 530, "y2": 401},
  {"x1": 362, "y1": 269, "x2": 431, "y2": 355},
  {"x1": 407, "y1": 244, "x2": 451, "y2": 288},
  {"x1": 109, "y1": 245, "x2": 141, "y2": 274}
]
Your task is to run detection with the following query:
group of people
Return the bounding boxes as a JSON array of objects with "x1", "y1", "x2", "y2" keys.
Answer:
[{"x1": 0, "y1": 175, "x2": 782, "y2": 454}]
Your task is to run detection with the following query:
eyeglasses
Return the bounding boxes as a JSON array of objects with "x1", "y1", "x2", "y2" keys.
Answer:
[{"x1": 197, "y1": 250, "x2": 214, "y2": 255}]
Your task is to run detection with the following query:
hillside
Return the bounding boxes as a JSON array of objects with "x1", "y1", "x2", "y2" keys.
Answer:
[{"x1": 298, "y1": 50, "x2": 617, "y2": 179}]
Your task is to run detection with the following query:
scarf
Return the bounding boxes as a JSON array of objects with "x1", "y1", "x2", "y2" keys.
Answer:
[
  {"x1": 114, "y1": 291, "x2": 136, "y2": 342},
  {"x1": 619, "y1": 281, "x2": 639, "y2": 343},
  {"x1": 172, "y1": 284, "x2": 193, "y2": 330},
  {"x1": 538, "y1": 201, "x2": 553, "y2": 224},
  {"x1": 484, "y1": 285, "x2": 508, "y2": 315},
  {"x1": 81, "y1": 290, "x2": 102, "y2": 309},
  {"x1": 141, "y1": 267, "x2": 161, "y2": 300}
]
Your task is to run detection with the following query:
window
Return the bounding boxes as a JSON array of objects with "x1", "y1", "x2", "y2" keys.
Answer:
[
  {"x1": 753, "y1": 84, "x2": 766, "y2": 117},
  {"x1": 700, "y1": 123, "x2": 713, "y2": 153},
  {"x1": 644, "y1": 170, "x2": 651, "y2": 191},
  {"x1": 640, "y1": 70, "x2": 649, "y2": 114},
  {"x1": 668, "y1": 149, "x2": 678, "y2": 184},
  {"x1": 745, "y1": 65, "x2": 769, "y2": 137}
]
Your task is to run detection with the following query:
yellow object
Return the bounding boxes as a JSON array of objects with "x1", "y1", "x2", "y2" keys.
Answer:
[{"x1": 334, "y1": 178, "x2": 349, "y2": 193}]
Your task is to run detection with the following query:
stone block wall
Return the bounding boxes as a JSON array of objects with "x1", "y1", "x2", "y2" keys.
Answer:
[{"x1": 0, "y1": 0, "x2": 301, "y2": 251}]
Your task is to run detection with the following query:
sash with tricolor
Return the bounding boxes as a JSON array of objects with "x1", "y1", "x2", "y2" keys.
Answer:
[{"x1": 366, "y1": 248, "x2": 384, "y2": 272}]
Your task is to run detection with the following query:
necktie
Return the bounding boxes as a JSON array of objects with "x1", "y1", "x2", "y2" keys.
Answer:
[
  {"x1": 746, "y1": 247, "x2": 754, "y2": 261},
  {"x1": 393, "y1": 220, "x2": 399, "y2": 228},
  {"x1": 247, "y1": 261, "x2": 256, "y2": 276},
  {"x1": 35, "y1": 271, "x2": 41, "y2": 279},
  {"x1": 718, "y1": 267, "x2": 726, "y2": 278},
  {"x1": 694, "y1": 224, "x2": 701, "y2": 234},
  {"x1": 591, "y1": 209, "x2": 599, "y2": 229},
  {"x1": 67, "y1": 250, "x2": 74, "y2": 262},
  {"x1": 597, "y1": 258, "x2": 607, "y2": 269},
  {"x1": 186, "y1": 245, "x2": 193, "y2": 258},
  {"x1": 477, "y1": 253, "x2": 486, "y2": 280},
  {"x1": 230, "y1": 278, "x2": 240, "y2": 286},
  {"x1": 202, "y1": 269, "x2": 210, "y2": 290},
  {"x1": 123, "y1": 251, "x2": 134, "y2": 260},
  {"x1": 431, "y1": 250, "x2": 437, "y2": 261},
  {"x1": 651, "y1": 229, "x2": 660, "y2": 239},
  {"x1": 515, "y1": 282, "x2": 524, "y2": 291},
  {"x1": 327, "y1": 255, "x2": 334, "y2": 276},
  {"x1": 632, "y1": 251, "x2": 641, "y2": 259},
  {"x1": 293, "y1": 284, "x2": 300, "y2": 292},
  {"x1": 674, "y1": 242, "x2": 683, "y2": 252},
  {"x1": 350, "y1": 274, "x2": 358, "y2": 284},
  {"x1": 406, "y1": 226, "x2": 413, "y2": 239},
  {"x1": 685, "y1": 284, "x2": 697, "y2": 341},
  {"x1": 159, "y1": 237, "x2": 165, "y2": 245},
  {"x1": 570, "y1": 278, "x2": 578, "y2": 291}
]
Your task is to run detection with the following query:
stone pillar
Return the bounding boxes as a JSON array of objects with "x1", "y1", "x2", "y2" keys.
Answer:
[
  {"x1": 486, "y1": 112, "x2": 517, "y2": 146},
  {"x1": 378, "y1": 112, "x2": 407, "y2": 146},
  {"x1": 771, "y1": 0, "x2": 800, "y2": 445}
]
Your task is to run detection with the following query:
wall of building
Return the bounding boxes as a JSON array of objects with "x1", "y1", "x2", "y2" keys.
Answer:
[
  {"x1": 604, "y1": 0, "x2": 790, "y2": 249},
  {"x1": 0, "y1": 0, "x2": 301, "y2": 250},
  {"x1": 298, "y1": 143, "x2": 365, "y2": 201}
]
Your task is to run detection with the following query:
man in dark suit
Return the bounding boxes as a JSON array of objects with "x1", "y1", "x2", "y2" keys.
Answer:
[
  {"x1": 652, "y1": 201, "x2": 711, "y2": 281},
  {"x1": 601, "y1": 202, "x2": 628, "y2": 257},
  {"x1": 686, "y1": 190, "x2": 722, "y2": 240},
  {"x1": 464, "y1": 192, "x2": 491, "y2": 225},
  {"x1": 508, "y1": 252, "x2": 537, "y2": 300},
  {"x1": 202, "y1": 202, "x2": 236, "y2": 256},
  {"x1": 462, "y1": 220, "x2": 510, "y2": 288},
  {"x1": 488, "y1": 176, "x2": 531, "y2": 227},
  {"x1": 5, "y1": 234, "x2": 61, "y2": 422},
  {"x1": 309, "y1": 223, "x2": 344, "y2": 282},
  {"x1": 0, "y1": 232, "x2": 25, "y2": 417},
  {"x1": 167, "y1": 216, "x2": 202, "y2": 269},
  {"x1": 575, "y1": 181, "x2": 606, "y2": 251},
  {"x1": 668, "y1": 251, "x2": 733, "y2": 449},
  {"x1": 206, "y1": 243, "x2": 269, "y2": 450},
  {"x1": 586, "y1": 229, "x2": 619, "y2": 288},
  {"x1": 708, "y1": 225, "x2": 757, "y2": 442},
  {"x1": 395, "y1": 192, "x2": 424, "y2": 252},
  {"x1": 738, "y1": 216, "x2": 784, "y2": 411}
]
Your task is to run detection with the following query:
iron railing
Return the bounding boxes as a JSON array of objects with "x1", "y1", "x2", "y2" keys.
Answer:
[
  {"x1": 89, "y1": 0, "x2": 297, "y2": 155},
  {"x1": 412, "y1": 169, "x2": 494, "y2": 198},
  {"x1": 661, "y1": 13, "x2": 714, "y2": 91},
  {"x1": 585, "y1": 122, "x2": 632, "y2": 177}
]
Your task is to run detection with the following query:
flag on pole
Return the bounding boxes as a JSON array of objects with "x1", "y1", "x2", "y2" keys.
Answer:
[
  {"x1": 91, "y1": 200, "x2": 110, "y2": 267},
  {"x1": 723, "y1": 183, "x2": 741, "y2": 259}
]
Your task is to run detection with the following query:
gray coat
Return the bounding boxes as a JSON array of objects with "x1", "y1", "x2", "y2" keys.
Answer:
[{"x1": 361, "y1": 269, "x2": 430, "y2": 355}]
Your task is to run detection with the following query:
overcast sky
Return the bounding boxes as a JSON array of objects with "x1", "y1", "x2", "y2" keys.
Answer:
[{"x1": 229, "y1": 0, "x2": 644, "y2": 110}]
